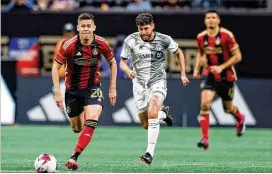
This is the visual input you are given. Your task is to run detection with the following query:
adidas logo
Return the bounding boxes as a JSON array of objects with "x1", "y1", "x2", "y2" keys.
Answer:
[
  {"x1": 197, "y1": 84, "x2": 257, "y2": 126},
  {"x1": 27, "y1": 81, "x2": 68, "y2": 122},
  {"x1": 1, "y1": 75, "x2": 16, "y2": 124},
  {"x1": 26, "y1": 82, "x2": 257, "y2": 126},
  {"x1": 76, "y1": 52, "x2": 81, "y2": 56}
]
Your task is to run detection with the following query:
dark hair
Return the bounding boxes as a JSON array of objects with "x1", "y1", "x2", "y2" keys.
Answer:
[
  {"x1": 135, "y1": 13, "x2": 154, "y2": 26},
  {"x1": 205, "y1": 9, "x2": 220, "y2": 18},
  {"x1": 78, "y1": 13, "x2": 95, "y2": 22}
]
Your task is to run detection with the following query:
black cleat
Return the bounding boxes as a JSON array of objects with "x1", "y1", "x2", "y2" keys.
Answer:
[
  {"x1": 197, "y1": 138, "x2": 209, "y2": 150},
  {"x1": 161, "y1": 106, "x2": 173, "y2": 126},
  {"x1": 140, "y1": 152, "x2": 153, "y2": 165}
]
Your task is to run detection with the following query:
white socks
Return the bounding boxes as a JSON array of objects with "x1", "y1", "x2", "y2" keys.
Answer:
[
  {"x1": 146, "y1": 119, "x2": 160, "y2": 157},
  {"x1": 158, "y1": 111, "x2": 166, "y2": 120}
]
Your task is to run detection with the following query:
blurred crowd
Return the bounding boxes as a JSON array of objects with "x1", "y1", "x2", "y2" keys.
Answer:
[{"x1": 3, "y1": 0, "x2": 268, "y2": 12}]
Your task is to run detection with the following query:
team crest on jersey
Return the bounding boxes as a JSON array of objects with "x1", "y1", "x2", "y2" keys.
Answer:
[
  {"x1": 155, "y1": 51, "x2": 163, "y2": 58},
  {"x1": 92, "y1": 48, "x2": 99, "y2": 56}
]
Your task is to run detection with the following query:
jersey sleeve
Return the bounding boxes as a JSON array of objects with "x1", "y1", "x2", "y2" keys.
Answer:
[
  {"x1": 167, "y1": 36, "x2": 179, "y2": 53},
  {"x1": 197, "y1": 36, "x2": 204, "y2": 55},
  {"x1": 55, "y1": 41, "x2": 68, "y2": 65},
  {"x1": 227, "y1": 33, "x2": 239, "y2": 51},
  {"x1": 120, "y1": 39, "x2": 131, "y2": 59},
  {"x1": 101, "y1": 40, "x2": 114, "y2": 60}
]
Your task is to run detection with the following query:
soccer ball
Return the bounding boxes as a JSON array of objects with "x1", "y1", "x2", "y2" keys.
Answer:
[{"x1": 34, "y1": 153, "x2": 58, "y2": 173}]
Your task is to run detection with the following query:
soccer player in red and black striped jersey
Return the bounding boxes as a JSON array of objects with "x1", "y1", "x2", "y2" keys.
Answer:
[
  {"x1": 51, "y1": 13, "x2": 117, "y2": 170},
  {"x1": 193, "y1": 10, "x2": 245, "y2": 150}
]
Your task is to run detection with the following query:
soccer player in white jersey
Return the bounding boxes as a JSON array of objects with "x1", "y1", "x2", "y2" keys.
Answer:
[{"x1": 120, "y1": 13, "x2": 189, "y2": 165}]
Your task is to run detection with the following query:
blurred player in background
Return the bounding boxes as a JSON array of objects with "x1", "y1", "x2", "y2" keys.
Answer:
[
  {"x1": 120, "y1": 12, "x2": 189, "y2": 165},
  {"x1": 51, "y1": 13, "x2": 117, "y2": 170},
  {"x1": 53, "y1": 23, "x2": 75, "y2": 78},
  {"x1": 193, "y1": 10, "x2": 245, "y2": 150}
]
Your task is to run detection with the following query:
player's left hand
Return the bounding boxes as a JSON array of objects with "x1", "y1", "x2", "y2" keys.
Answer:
[
  {"x1": 109, "y1": 89, "x2": 117, "y2": 106},
  {"x1": 210, "y1": 65, "x2": 223, "y2": 74},
  {"x1": 181, "y1": 75, "x2": 190, "y2": 86}
]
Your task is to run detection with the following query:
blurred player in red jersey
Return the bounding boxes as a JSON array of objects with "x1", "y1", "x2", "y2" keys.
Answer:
[
  {"x1": 53, "y1": 23, "x2": 75, "y2": 78},
  {"x1": 193, "y1": 10, "x2": 245, "y2": 150},
  {"x1": 51, "y1": 13, "x2": 117, "y2": 170}
]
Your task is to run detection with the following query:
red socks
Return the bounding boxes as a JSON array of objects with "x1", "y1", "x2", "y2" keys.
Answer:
[
  {"x1": 74, "y1": 120, "x2": 98, "y2": 153},
  {"x1": 232, "y1": 107, "x2": 243, "y2": 122},
  {"x1": 200, "y1": 114, "x2": 209, "y2": 139}
]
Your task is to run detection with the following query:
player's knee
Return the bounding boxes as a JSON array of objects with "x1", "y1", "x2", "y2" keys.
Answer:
[
  {"x1": 147, "y1": 109, "x2": 158, "y2": 119},
  {"x1": 148, "y1": 101, "x2": 160, "y2": 119},
  {"x1": 86, "y1": 115, "x2": 99, "y2": 122},
  {"x1": 201, "y1": 99, "x2": 212, "y2": 110}
]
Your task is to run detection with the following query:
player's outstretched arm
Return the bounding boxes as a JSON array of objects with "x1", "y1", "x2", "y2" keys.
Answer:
[
  {"x1": 175, "y1": 48, "x2": 189, "y2": 86},
  {"x1": 193, "y1": 51, "x2": 206, "y2": 79},
  {"x1": 52, "y1": 61, "x2": 64, "y2": 110},
  {"x1": 120, "y1": 58, "x2": 136, "y2": 79},
  {"x1": 108, "y1": 57, "x2": 117, "y2": 106}
]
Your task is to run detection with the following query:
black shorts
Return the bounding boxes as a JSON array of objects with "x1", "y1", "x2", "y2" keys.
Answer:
[
  {"x1": 65, "y1": 85, "x2": 104, "y2": 117},
  {"x1": 201, "y1": 77, "x2": 235, "y2": 101}
]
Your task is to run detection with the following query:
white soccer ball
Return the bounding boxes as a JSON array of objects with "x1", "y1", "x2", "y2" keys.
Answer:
[{"x1": 34, "y1": 153, "x2": 58, "y2": 173}]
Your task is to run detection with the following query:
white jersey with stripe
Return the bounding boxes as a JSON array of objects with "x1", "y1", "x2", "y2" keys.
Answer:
[{"x1": 121, "y1": 32, "x2": 178, "y2": 87}]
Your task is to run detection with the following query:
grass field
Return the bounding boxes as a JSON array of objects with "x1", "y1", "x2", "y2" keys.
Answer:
[{"x1": 1, "y1": 126, "x2": 272, "y2": 173}]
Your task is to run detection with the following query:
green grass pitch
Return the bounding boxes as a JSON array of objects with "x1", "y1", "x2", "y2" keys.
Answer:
[{"x1": 1, "y1": 126, "x2": 272, "y2": 173}]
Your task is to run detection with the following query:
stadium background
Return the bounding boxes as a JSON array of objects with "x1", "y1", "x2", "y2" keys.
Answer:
[{"x1": 1, "y1": 0, "x2": 272, "y2": 173}]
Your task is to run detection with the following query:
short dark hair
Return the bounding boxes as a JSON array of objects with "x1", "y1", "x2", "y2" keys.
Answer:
[
  {"x1": 205, "y1": 9, "x2": 220, "y2": 18},
  {"x1": 135, "y1": 13, "x2": 154, "y2": 26},
  {"x1": 78, "y1": 13, "x2": 95, "y2": 22}
]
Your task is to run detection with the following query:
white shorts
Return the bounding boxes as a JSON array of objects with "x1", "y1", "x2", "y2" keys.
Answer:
[{"x1": 133, "y1": 80, "x2": 167, "y2": 114}]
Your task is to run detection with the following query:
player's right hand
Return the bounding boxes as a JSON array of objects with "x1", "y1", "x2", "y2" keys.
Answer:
[
  {"x1": 193, "y1": 72, "x2": 202, "y2": 79},
  {"x1": 181, "y1": 75, "x2": 190, "y2": 86},
  {"x1": 128, "y1": 71, "x2": 136, "y2": 79},
  {"x1": 109, "y1": 89, "x2": 117, "y2": 106},
  {"x1": 54, "y1": 91, "x2": 64, "y2": 110}
]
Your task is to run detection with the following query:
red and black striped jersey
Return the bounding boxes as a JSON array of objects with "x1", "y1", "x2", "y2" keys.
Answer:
[
  {"x1": 197, "y1": 27, "x2": 239, "y2": 82},
  {"x1": 55, "y1": 34, "x2": 114, "y2": 89}
]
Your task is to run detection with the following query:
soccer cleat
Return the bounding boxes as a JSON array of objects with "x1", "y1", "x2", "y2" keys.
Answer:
[
  {"x1": 197, "y1": 138, "x2": 209, "y2": 150},
  {"x1": 236, "y1": 114, "x2": 246, "y2": 137},
  {"x1": 140, "y1": 152, "x2": 153, "y2": 165},
  {"x1": 65, "y1": 159, "x2": 78, "y2": 170},
  {"x1": 161, "y1": 106, "x2": 173, "y2": 126}
]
